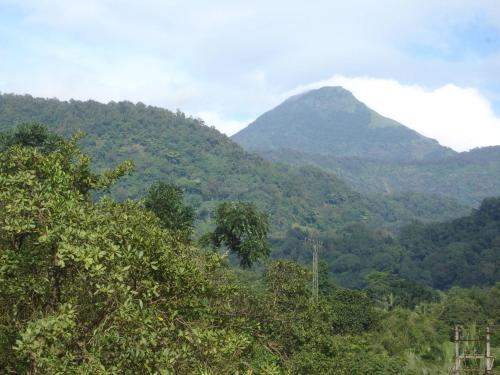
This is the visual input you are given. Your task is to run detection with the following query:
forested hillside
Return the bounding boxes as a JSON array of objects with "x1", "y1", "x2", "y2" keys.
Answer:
[
  {"x1": 399, "y1": 197, "x2": 500, "y2": 289},
  {"x1": 274, "y1": 198, "x2": 500, "y2": 289},
  {"x1": 7, "y1": 94, "x2": 500, "y2": 293},
  {"x1": 232, "y1": 87, "x2": 500, "y2": 206},
  {"x1": 0, "y1": 93, "x2": 468, "y2": 237},
  {"x1": 0, "y1": 132, "x2": 498, "y2": 374},
  {"x1": 260, "y1": 147, "x2": 500, "y2": 206}
]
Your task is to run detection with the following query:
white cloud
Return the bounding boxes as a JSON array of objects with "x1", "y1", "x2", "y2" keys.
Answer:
[
  {"x1": 196, "y1": 111, "x2": 251, "y2": 136},
  {"x1": 288, "y1": 76, "x2": 500, "y2": 151}
]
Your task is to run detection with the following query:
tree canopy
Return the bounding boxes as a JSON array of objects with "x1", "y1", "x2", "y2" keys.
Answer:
[
  {"x1": 204, "y1": 201, "x2": 271, "y2": 268},
  {"x1": 144, "y1": 181, "x2": 195, "y2": 236},
  {"x1": 0, "y1": 123, "x2": 498, "y2": 374}
]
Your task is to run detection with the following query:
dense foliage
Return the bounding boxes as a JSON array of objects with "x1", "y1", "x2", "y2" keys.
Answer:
[
  {"x1": 231, "y1": 86, "x2": 500, "y2": 207},
  {"x1": 0, "y1": 93, "x2": 469, "y2": 235},
  {"x1": 144, "y1": 182, "x2": 195, "y2": 237},
  {"x1": 0, "y1": 95, "x2": 479, "y2": 290},
  {"x1": 202, "y1": 201, "x2": 271, "y2": 268},
  {"x1": 399, "y1": 198, "x2": 500, "y2": 289},
  {"x1": 0, "y1": 121, "x2": 65, "y2": 154},
  {"x1": 273, "y1": 198, "x2": 500, "y2": 290},
  {"x1": 227, "y1": 86, "x2": 500, "y2": 290},
  {"x1": 260, "y1": 148, "x2": 500, "y2": 207},
  {"x1": 0, "y1": 128, "x2": 498, "y2": 373}
]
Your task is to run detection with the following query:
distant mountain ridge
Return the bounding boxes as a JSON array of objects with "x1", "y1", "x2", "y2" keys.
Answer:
[
  {"x1": 232, "y1": 87, "x2": 500, "y2": 206},
  {"x1": 232, "y1": 87, "x2": 455, "y2": 162}
]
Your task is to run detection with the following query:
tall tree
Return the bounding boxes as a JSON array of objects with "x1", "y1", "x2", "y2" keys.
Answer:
[
  {"x1": 144, "y1": 182, "x2": 195, "y2": 236},
  {"x1": 204, "y1": 201, "x2": 270, "y2": 268}
]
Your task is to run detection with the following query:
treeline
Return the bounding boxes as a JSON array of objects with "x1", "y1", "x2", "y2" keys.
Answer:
[{"x1": 0, "y1": 124, "x2": 498, "y2": 374}]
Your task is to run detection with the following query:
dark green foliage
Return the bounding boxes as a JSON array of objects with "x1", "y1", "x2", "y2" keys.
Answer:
[
  {"x1": 0, "y1": 94, "x2": 476, "y2": 293},
  {"x1": 439, "y1": 285, "x2": 500, "y2": 326},
  {"x1": 366, "y1": 272, "x2": 440, "y2": 310},
  {"x1": 271, "y1": 223, "x2": 404, "y2": 289},
  {"x1": 318, "y1": 260, "x2": 335, "y2": 296},
  {"x1": 272, "y1": 200, "x2": 500, "y2": 290},
  {"x1": 400, "y1": 198, "x2": 500, "y2": 289},
  {"x1": 1, "y1": 128, "x2": 499, "y2": 374},
  {"x1": 144, "y1": 182, "x2": 195, "y2": 235},
  {"x1": 0, "y1": 94, "x2": 469, "y2": 235},
  {"x1": 328, "y1": 287, "x2": 380, "y2": 334},
  {"x1": 205, "y1": 201, "x2": 271, "y2": 268},
  {"x1": 0, "y1": 122, "x2": 65, "y2": 153}
]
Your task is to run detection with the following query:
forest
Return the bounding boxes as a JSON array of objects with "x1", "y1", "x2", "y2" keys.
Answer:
[
  {"x1": 0, "y1": 123, "x2": 499, "y2": 374},
  {"x1": 0, "y1": 94, "x2": 487, "y2": 290}
]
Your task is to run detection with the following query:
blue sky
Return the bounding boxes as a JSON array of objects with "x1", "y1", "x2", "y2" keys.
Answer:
[{"x1": 1, "y1": 0, "x2": 500, "y2": 150}]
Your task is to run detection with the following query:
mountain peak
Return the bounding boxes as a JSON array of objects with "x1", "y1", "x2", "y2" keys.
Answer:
[
  {"x1": 232, "y1": 86, "x2": 455, "y2": 162},
  {"x1": 287, "y1": 86, "x2": 354, "y2": 100},
  {"x1": 285, "y1": 86, "x2": 362, "y2": 114}
]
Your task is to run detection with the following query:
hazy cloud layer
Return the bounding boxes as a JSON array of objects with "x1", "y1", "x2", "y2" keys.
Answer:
[{"x1": 1, "y1": 0, "x2": 499, "y2": 149}]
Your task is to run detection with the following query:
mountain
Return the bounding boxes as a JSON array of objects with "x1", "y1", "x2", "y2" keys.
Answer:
[
  {"x1": 3, "y1": 93, "x2": 492, "y2": 291},
  {"x1": 232, "y1": 86, "x2": 455, "y2": 162},
  {"x1": 232, "y1": 87, "x2": 500, "y2": 206},
  {"x1": 0, "y1": 94, "x2": 468, "y2": 235}
]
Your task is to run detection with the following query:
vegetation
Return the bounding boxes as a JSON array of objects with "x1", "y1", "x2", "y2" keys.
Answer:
[
  {"x1": 144, "y1": 182, "x2": 195, "y2": 238},
  {"x1": 232, "y1": 86, "x2": 453, "y2": 162},
  {"x1": 0, "y1": 121, "x2": 64, "y2": 154},
  {"x1": 202, "y1": 201, "x2": 271, "y2": 268},
  {"x1": 272, "y1": 198, "x2": 500, "y2": 290},
  {"x1": 0, "y1": 93, "x2": 468, "y2": 234},
  {"x1": 399, "y1": 197, "x2": 500, "y2": 289},
  {"x1": 227, "y1": 86, "x2": 500, "y2": 290},
  {"x1": 260, "y1": 148, "x2": 500, "y2": 207},
  {"x1": 0, "y1": 94, "x2": 478, "y2": 289},
  {"x1": 0, "y1": 125, "x2": 498, "y2": 373},
  {"x1": 232, "y1": 86, "x2": 500, "y2": 207}
]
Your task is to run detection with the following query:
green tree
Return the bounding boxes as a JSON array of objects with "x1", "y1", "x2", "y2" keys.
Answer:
[
  {"x1": 366, "y1": 272, "x2": 440, "y2": 310},
  {"x1": 144, "y1": 182, "x2": 195, "y2": 237},
  {"x1": 0, "y1": 122, "x2": 64, "y2": 153},
  {"x1": 0, "y1": 136, "x2": 260, "y2": 373},
  {"x1": 204, "y1": 201, "x2": 271, "y2": 268},
  {"x1": 318, "y1": 260, "x2": 335, "y2": 296},
  {"x1": 261, "y1": 260, "x2": 400, "y2": 374}
]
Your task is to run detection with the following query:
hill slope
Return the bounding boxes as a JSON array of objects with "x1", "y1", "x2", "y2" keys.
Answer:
[
  {"x1": 399, "y1": 197, "x2": 500, "y2": 289},
  {"x1": 259, "y1": 146, "x2": 500, "y2": 207},
  {"x1": 233, "y1": 87, "x2": 500, "y2": 206},
  {"x1": 232, "y1": 87, "x2": 455, "y2": 162},
  {"x1": 0, "y1": 93, "x2": 468, "y2": 235},
  {"x1": 272, "y1": 197, "x2": 500, "y2": 290}
]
